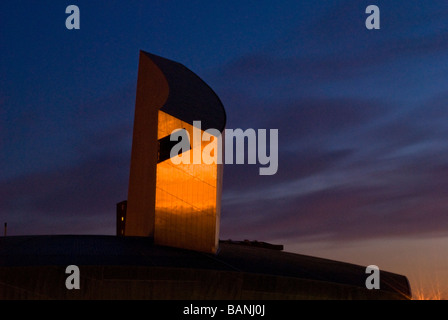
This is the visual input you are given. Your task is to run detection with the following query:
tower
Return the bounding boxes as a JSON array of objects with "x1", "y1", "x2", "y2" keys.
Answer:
[{"x1": 124, "y1": 51, "x2": 226, "y2": 254}]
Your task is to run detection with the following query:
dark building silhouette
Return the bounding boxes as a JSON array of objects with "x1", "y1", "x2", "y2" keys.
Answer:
[{"x1": 0, "y1": 235, "x2": 411, "y2": 299}]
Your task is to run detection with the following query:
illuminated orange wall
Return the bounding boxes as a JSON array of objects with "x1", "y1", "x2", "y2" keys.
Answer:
[
  {"x1": 155, "y1": 111, "x2": 223, "y2": 253},
  {"x1": 125, "y1": 52, "x2": 168, "y2": 238}
]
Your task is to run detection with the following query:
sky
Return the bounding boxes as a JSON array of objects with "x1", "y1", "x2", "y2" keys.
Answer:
[{"x1": 1, "y1": 0, "x2": 448, "y2": 299}]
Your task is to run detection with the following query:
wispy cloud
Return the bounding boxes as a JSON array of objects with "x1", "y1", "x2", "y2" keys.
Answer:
[{"x1": 216, "y1": 1, "x2": 448, "y2": 243}]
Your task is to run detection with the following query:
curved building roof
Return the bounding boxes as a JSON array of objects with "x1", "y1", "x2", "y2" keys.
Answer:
[{"x1": 0, "y1": 235, "x2": 411, "y2": 300}]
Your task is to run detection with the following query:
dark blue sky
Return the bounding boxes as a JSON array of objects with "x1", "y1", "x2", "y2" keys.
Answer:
[{"x1": 1, "y1": 0, "x2": 448, "y2": 260}]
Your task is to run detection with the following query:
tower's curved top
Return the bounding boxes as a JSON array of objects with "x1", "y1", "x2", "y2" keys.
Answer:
[{"x1": 142, "y1": 51, "x2": 226, "y2": 133}]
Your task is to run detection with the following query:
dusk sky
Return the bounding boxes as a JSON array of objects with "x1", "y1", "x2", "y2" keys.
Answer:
[{"x1": 1, "y1": 1, "x2": 448, "y2": 298}]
